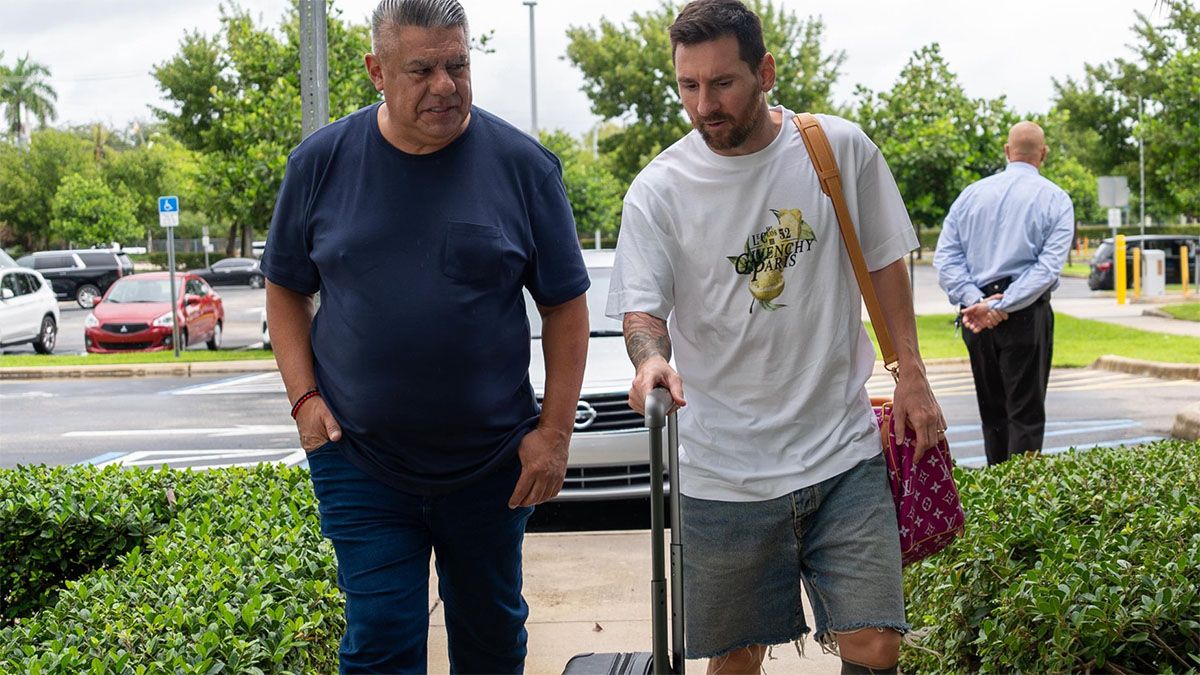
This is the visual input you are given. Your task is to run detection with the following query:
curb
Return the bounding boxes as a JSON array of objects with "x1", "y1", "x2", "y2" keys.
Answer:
[
  {"x1": 1171, "y1": 402, "x2": 1200, "y2": 441},
  {"x1": 0, "y1": 359, "x2": 278, "y2": 380},
  {"x1": 1089, "y1": 355, "x2": 1200, "y2": 381}
]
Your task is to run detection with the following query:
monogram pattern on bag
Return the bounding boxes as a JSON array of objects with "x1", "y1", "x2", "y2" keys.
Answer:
[{"x1": 876, "y1": 407, "x2": 966, "y2": 566}]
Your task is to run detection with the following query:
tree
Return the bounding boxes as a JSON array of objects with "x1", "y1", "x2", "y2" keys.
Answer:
[
  {"x1": 102, "y1": 134, "x2": 202, "y2": 238},
  {"x1": 1051, "y1": 0, "x2": 1199, "y2": 219},
  {"x1": 540, "y1": 130, "x2": 624, "y2": 241},
  {"x1": 0, "y1": 53, "x2": 58, "y2": 142},
  {"x1": 0, "y1": 129, "x2": 92, "y2": 250},
  {"x1": 50, "y1": 173, "x2": 140, "y2": 248},
  {"x1": 853, "y1": 44, "x2": 1017, "y2": 229},
  {"x1": 565, "y1": 1, "x2": 845, "y2": 184},
  {"x1": 153, "y1": 3, "x2": 379, "y2": 256}
]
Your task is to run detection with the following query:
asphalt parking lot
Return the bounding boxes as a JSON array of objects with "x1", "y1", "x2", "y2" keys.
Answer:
[{"x1": 0, "y1": 284, "x2": 268, "y2": 355}]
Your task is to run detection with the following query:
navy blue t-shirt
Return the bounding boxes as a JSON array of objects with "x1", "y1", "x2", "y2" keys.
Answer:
[{"x1": 262, "y1": 104, "x2": 589, "y2": 495}]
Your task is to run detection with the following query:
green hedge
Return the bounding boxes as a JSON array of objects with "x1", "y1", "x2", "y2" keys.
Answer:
[
  {"x1": 0, "y1": 464, "x2": 341, "y2": 673},
  {"x1": 2, "y1": 443, "x2": 1196, "y2": 672},
  {"x1": 902, "y1": 440, "x2": 1200, "y2": 673},
  {"x1": 0, "y1": 466, "x2": 175, "y2": 624},
  {"x1": 140, "y1": 252, "x2": 229, "y2": 270}
]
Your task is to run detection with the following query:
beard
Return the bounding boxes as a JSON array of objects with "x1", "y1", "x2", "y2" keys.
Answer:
[{"x1": 693, "y1": 95, "x2": 766, "y2": 152}]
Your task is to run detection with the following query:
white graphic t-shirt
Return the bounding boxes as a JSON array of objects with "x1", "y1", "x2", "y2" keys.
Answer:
[{"x1": 607, "y1": 107, "x2": 918, "y2": 501}]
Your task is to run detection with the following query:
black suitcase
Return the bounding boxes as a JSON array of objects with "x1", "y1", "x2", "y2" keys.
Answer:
[{"x1": 563, "y1": 389, "x2": 685, "y2": 675}]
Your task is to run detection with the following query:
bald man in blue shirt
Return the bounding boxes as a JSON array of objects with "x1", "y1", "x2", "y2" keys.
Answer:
[{"x1": 934, "y1": 121, "x2": 1074, "y2": 466}]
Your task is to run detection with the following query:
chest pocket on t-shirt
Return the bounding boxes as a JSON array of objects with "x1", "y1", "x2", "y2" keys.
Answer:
[{"x1": 443, "y1": 221, "x2": 502, "y2": 283}]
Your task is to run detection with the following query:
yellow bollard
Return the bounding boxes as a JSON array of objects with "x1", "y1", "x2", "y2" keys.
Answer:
[
  {"x1": 1132, "y1": 246, "x2": 1141, "y2": 299},
  {"x1": 1184, "y1": 245, "x2": 1191, "y2": 298},
  {"x1": 1115, "y1": 235, "x2": 1127, "y2": 305}
]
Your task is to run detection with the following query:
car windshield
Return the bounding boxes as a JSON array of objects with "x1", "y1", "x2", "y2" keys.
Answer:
[
  {"x1": 526, "y1": 265, "x2": 623, "y2": 339},
  {"x1": 0, "y1": 250, "x2": 15, "y2": 269},
  {"x1": 105, "y1": 279, "x2": 175, "y2": 303}
]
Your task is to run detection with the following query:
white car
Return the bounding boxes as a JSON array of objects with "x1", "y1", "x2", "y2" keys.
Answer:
[
  {"x1": 529, "y1": 250, "x2": 660, "y2": 501},
  {"x1": 0, "y1": 250, "x2": 60, "y2": 354}
]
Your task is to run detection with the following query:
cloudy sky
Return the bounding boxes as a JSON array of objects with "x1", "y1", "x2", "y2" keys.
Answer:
[{"x1": 1, "y1": 0, "x2": 1156, "y2": 137}]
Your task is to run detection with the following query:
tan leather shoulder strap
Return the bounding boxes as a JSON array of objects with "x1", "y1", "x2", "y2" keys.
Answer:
[{"x1": 792, "y1": 112, "x2": 898, "y2": 374}]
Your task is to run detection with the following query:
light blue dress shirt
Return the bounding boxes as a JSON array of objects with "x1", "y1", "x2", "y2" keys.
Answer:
[{"x1": 934, "y1": 162, "x2": 1075, "y2": 312}]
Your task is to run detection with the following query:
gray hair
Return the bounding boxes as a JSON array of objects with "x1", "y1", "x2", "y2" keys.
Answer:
[{"x1": 371, "y1": 0, "x2": 470, "y2": 53}]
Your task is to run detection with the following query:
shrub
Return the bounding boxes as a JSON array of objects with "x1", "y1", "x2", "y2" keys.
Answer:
[
  {"x1": 902, "y1": 440, "x2": 1200, "y2": 673},
  {"x1": 142, "y1": 252, "x2": 228, "y2": 270},
  {"x1": 0, "y1": 465, "x2": 175, "y2": 624},
  {"x1": 0, "y1": 464, "x2": 341, "y2": 673}
]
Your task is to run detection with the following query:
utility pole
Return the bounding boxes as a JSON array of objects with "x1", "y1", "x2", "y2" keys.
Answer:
[
  {"x1": 523, "y1": 0, "x2": 539, "y2": 135},
  {"x1": 299, "y1": 0, "x2": 330, "y2": 140},
  {"x1": 1138, "y1": 95, "x2": 1145, "y2": 236}
]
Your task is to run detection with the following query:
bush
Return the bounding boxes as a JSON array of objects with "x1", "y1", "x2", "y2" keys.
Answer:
[
  {"x1": 902, "y1": 440, "x2": 1200, "y2": 673},
  {"x1": 0, "y1": 465, "x2": 178, "y2": 624},
  {"x1": 142, "y1": 252, "x2": 228, "y2": 270},
  {"x1": 0, "y1": 464, "x2": 341, "y2": 673}
]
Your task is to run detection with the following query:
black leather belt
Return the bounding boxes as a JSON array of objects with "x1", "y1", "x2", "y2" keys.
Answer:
[{"x1": 964, "y1": 276, "x2": 1051, "y2": 309}]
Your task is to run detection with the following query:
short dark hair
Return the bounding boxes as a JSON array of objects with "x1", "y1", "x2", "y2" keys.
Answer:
[
  {"x1": 371, "y1": 0, "x2": 470, "y2": 53},
  {"x1": 669, "y1": 0, "x2": 766, "y2": 69}
]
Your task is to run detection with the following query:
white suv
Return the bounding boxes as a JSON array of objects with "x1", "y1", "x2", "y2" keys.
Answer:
[
  {"x1": 0, "y1": 250, "x2": 60, "y2": 354},
  {"x1": 529, "y1": 250, "x2": 663, "y2": 501}
]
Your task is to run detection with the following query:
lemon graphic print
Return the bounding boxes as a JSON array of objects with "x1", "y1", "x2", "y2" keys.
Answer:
[{"x1": 726, "y1": 208, "x2": 817, "y2": 313}]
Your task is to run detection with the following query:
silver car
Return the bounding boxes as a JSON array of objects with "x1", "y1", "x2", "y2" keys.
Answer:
[{"x1": 529, "y1": 250, "x2": 661, "y2": 501}]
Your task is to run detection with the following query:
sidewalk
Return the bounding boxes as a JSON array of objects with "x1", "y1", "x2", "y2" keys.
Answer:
[{"x1": 426, "y1": 531, "x2": 842, "y2": 674}]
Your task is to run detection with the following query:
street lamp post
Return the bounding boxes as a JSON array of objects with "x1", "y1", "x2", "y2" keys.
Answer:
[{"x1": 523, "y1": 0, "x2": 538, "y2": 135}]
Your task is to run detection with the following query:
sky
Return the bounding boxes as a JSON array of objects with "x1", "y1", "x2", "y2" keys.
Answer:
[{"x1": 0, "y1": 0, "x2": 1157, "y2": 138}]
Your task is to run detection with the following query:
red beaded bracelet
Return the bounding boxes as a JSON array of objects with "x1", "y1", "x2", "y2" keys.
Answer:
[{"x1": 290, "y1": 388, "x2": 321, "y2": 419}]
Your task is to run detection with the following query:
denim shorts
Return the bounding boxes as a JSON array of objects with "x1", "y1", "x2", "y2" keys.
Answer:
[{"x1": 680, "y1": 454, "x2": 908, "y2": 659}]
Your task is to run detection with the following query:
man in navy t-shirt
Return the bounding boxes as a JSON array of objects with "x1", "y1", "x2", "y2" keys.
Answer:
[{"x1": 262, "y1": 1, "x2": 589, "y2": 670}]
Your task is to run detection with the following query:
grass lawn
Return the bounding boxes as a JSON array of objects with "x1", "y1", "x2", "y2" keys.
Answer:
[
  {"x1": 867, "y1": 313, "x2": 1200, "y2": 367},
  {"x1": 1061, "y1": 262, "x2": 1091, "y2": 278},
  {"x1": 1162, "y1": 303, "x2": 1200, "y2": 322},
  {"x1": 0, "y1": 349, "x2": 275, "y2": 368}
]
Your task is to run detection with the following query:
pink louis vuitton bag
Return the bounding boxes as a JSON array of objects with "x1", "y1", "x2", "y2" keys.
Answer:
[{"x1": 794, "y1": 113, "x2": 965, "y2": 566}]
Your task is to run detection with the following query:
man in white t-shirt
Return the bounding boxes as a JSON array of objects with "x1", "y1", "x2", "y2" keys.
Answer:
[{"x1": 606, "y1": 1, "x2": 945, "y2": 673}]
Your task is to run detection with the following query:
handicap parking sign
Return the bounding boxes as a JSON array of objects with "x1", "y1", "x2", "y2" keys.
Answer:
[{"x1": 158, "y1": 196, "x2": 179, "y2": 227}]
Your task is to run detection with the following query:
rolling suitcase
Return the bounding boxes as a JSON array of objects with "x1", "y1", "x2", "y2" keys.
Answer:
[{"x1": 562, "y1": 388, "x2": 686, "y2": 674}]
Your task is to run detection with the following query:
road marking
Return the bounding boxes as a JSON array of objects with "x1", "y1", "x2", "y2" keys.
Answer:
[
  {"x1": 956, "y1": 435, "x2": 1166, "y2": 469},
  {"x1": 76, "y1": 451, "x2": 126, "y2": 465},
  {"x1": 167, "y1": 372, "x2": 281, "y2": 395},
  {"x1": 949, "y1": 420, "x2": 1141, "y2": 450},
  {"x1": 92, "y1": 447, "x2": 307, "y2": 469},
  {"x1": 63, "y1": 424, "x2": 295, "y2": 438},
  {"x1": 867, "y1": 369, "x2": 1198, "y2": 397},
  {"x1": 0, "y1": 391, "x2": 54, "y2": 399}
]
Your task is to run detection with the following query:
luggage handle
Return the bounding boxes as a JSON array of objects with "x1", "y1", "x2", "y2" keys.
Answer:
[{"x1": 645, "y1": 387, "x2": 684, "y2": 674}]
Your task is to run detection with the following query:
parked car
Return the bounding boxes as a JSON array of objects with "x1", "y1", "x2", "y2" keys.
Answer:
[
  {"x1": 1088, "y1": 234, "x2": 1199, "y2": 291},
  {"x1": 84, "y1": 272, "x2": 224, "y2": 353},
  {"x1": 190, "y1": 257, "x2": 266, "y2": 288},
  {"x1": 0, "y1": 250, "x2": 60, "y2": 353},
  {"x1": 16, "y1": 248, "x2": 134, "y2": 308},
  {"x1": 527, "y1": 250, "x2": 661, "y2": 501}
]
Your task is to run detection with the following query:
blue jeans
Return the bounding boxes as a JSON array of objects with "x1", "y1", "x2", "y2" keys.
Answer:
[
  {"x1": 307, "y1": 442, "x2": 533, "y2": 674},
  {"x1": 680, "y1": 454, "x2": 908, "y2": 658}
]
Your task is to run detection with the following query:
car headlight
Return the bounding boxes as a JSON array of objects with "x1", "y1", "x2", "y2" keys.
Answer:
[
  {"x1": 152, "y1": 311, "x2": 175, "y2": 327},
  {"x1": 84, "y1": 313, "x2": 99, "y2": 328}
]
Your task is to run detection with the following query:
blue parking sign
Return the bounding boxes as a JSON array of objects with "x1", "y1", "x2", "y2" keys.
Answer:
[{"x1": 158, "y1": 196, "x2": 180, "y2": 227}]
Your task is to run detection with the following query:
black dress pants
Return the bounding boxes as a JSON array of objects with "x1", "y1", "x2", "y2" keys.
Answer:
[{"x1": 961, "y1": 300, "x2": 1054, "y2": 465}]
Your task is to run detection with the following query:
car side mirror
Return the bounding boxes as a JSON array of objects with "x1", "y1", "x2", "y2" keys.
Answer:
[{"x1": 0, "y1": 288, "x2": 13, "y2": 300}]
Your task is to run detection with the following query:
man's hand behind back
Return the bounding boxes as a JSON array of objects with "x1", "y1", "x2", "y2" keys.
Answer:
[{"x1": 960, "y1": 294, "x2": 1009, "y2": 333}]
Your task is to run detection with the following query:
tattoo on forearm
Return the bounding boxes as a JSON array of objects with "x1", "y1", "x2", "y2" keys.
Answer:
[{"x1": 624, "y1": 312, "x2": 672, "y2": 368}]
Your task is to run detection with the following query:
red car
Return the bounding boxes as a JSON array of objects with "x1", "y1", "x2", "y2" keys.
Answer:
[{"x1": 84, "y1": 272, "x2": 225, "y2": 353}]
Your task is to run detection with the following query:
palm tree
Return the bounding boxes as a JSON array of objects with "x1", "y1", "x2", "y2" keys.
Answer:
[{"x1": 0, "y1": 53, "x2": 58, "y2": 142}]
